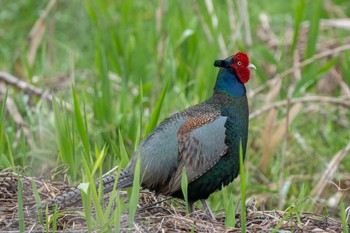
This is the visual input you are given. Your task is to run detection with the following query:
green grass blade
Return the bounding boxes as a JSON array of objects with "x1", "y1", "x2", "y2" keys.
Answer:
[
  {"x1": 31, "y1": 180, "x2": 43, "y2": 224},
  {"x1": 52, "y1": 96, "x2": 76, "y2": 179},
  {"x1": 135, "y1": 79, "x2": 143, "y2": 149},
  {"x1": 5, "y1": 134, "x2": 14, "y2": 167},
  {"x1": 291, "y1": 204, "x2": 302, "y2": 228},
  {"x1": 83, "y1": 147, "x2": 107, "y2": 227},
  {"x1": 103, "y1": 169, "x2": 120, "y2": 218},
  {"x1": 225, "y1": 193, "x2": 235, "y2": 228},
  {"x1": 112, "y1": 181, "x2": 125, "y2": 233},
  {"x1": 143, "y1": 79, "x2": 169, "y2": 137},
  {"x1": 291, "y1": 0, "x2": 305, "y2": 54},
  {"x1": 190, "y1": 223, "x2": 195, "y2": 233},
  {"x1": 45, "y1": 205, "x2": 49, "y2": 232},
  {"x1": 272, "y1": 207, "x2": 293, "y2": 233},
  {"x1": 239, "y1": 141, "x2": 246, "y2": 232},
  {"x1": 52, "y1": 205, "x2": 58, "y2": 233},
  {"x1": 296, "y1": 56, "x2": 338, "y2": 94},
  {"x1": 17, "y1": 175, "x2": 25, "y2": 233},
  {"x1": 90, "y1": 185, "x2": 105, "y2": 226},
  {"x1": 118, "y1": 130, "x2": 130, "y2": 168},
  {"x1": 80, "y1": 182, "x2": 93, "y2": 232},
  {"x1": 72, "y1": 85, "x2": 91, "y2": 163},
  {"x1": 304, "y1": 0, "x2": 322, "y2": 59},
  {"x1": 0, "y1": 89, "x2": 7, "y2": 159},
  {"x1": 91, "y1": 145, "x2": 108, "y2": 177},
  {"x1": 340, "y1": 202, "x2": 349, "y2": 233},
  {"x1": 97, "y1": 43, "x2": 113, "y2": 125},
  {"x1": 129, "y1": 153, "x2": 141, "y2": 227},
  {"x1": 181, "y1": 167, "x2": 189, "y2": 215}
]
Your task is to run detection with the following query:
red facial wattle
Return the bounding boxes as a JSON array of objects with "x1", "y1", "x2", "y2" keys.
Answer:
[
  {"x1": 234, "y1": 67, "x2": 250, "y2": 83},
  {"x1": 230, "y1": 52, "x2": 251, "y2": 84}
]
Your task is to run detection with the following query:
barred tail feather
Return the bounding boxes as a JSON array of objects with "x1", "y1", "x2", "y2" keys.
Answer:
[
  {"x1": 35, "y1": 188, "x2": 81, "y2": 210},
  {"x1": 33, "y1": 170, "x2": 133, "y2": 211},
  {"x1": 102, "y1": 171, "x2": 134, "y2": 193}
]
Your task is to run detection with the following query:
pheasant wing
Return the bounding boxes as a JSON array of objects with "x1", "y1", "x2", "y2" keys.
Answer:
[{"x1": 166, "y1": 114, "x2": 229, "y2": 195}]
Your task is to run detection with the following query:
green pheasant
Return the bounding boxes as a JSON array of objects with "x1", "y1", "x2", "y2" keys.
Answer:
[{"x1": 38, "y1": 52, "x2": 256, "y2": 220}]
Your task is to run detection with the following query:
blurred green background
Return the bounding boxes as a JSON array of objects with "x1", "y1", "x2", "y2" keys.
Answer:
[{"x1": 1, "y1": 0, "x2": 349, "y2": 219}]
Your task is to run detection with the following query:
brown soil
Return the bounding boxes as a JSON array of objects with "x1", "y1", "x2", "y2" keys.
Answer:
[{"x1": 0, "y1": 172, "x2": 347, "y2": 232}]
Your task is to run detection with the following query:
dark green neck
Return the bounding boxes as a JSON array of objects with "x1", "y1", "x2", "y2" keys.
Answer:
[{"x1": 214, "y1": 68, "x2": 246, "y2": 97}]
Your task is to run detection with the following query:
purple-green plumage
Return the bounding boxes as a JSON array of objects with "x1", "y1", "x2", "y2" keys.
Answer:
[
  {"x1": 37, "y1": 52, "x2": 255, "y2": 220},
  {"x1": 113, "y1": 52, "x2": 256, "y2": 219}
]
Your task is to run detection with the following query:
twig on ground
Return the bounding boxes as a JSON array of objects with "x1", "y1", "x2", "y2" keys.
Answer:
[
  {"x1": 0, "y1": 71, "x2": 71, "y2": 110},
  {"x1": 310, "y1": 141, "x2": 350, "y2": 198},
  {"x1": 204, "y1": 0, "x2": 227, "y2": 57},
  {"x1": 3, "y1": 95, "x2": 32, "y2": 147},
  {"x1": 0, "y1": 171, "x2": 347, "y2": 232},
  {"x1": 250, "y1": 95, "x2": 350, "y2": 119},
  {"x1": 332, "y1": 69, "x2": 350, "y2": 99},
  {"x1": 250, "y1": 44, "x2": 350, "y2": 97},
  {"x1": 21, "y1": 0, "x2": 58, "y2": 66},
  {"x1": 239, "y1": 0, "x2": 252, "y2": 47},
  {"x1": 191, "y1": 0, "x2": 214, "y2": 43}
]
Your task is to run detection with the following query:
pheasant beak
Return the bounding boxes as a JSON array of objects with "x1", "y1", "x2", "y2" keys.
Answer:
[
  {"x1": 214, "y1": 59, "x2": 230, "y2": 68},
  {"x1": 247, "y1": 63, "x2": 257, "y2": 70}
]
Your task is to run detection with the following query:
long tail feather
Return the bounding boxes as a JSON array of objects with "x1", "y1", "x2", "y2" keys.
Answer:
[{"x1": 33, "y1": 170, "x2": 134, "y2": 211}]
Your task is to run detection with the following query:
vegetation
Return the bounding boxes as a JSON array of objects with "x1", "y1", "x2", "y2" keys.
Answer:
[{"x1": 0, "y1": 0, "x2": 349, "y2": 231}]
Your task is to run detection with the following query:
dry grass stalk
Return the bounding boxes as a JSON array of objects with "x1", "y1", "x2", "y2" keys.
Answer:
[
  {"x1": 310, "y1": 141, "x2": 350, "y2": 198},
  {"x1": 252, "y1": 43, "x2": 350, "y2": 97},
  {"x1": 270, "y1": 103, "x2": 302, "y2": 151},
  {"x1": 332, "y1": 69, "x2": 350, "y2": 99},
  {"x1": 0, "y1": 172, "x2": 348, "y2": 232},
  {"x1": 204, "y1": 0, "x2": 228, "y2": 57},
  {"x1": 279, "y1": 97, "x2": 290, "y2": 209},
  {"x1": 250, "y1": 95, "x2": 350, "y2": 119},
  {"x1": 257, "y1": 13, "x2": 280, "y2": 49},
  {"x1": 14, "y1": 0, "x2": 57, "y2": 77},
  {"x1": 258, "y1": 69, "x2": 282, "y2": 172},
  {"x1": 2, "y1": 95, "x2": 32, "y2": 147},
  {"x1": 191, "y1": 0, "x2": 214, "y2": 43},
  {"x1": 0, "y1": 71, "x2": 72, "y2": 110},
  {"x1": 226, "y1": 0, "x2": 236, "y2": 40},
  {"x1": 279, "y1": 43, "x2": 350, "y2": 79},
  {"x1": 324, "y1": 0, "x2": 347, "y2": 17},
  {"x1": 264, "y1": 78, "x2": 282, "y2": 105},
  {"x1": 259, "y1": 103, "x2": 303, "y2": 173},
  {"x1": 26, "y1": 0, "x2": 58, "y2": 66},
  {"x1": 259, "y1": 108, "x2": 278, "y2": 172},
  {"x1": 239, "y1": 0, "x2": 252, "y2": 47},
  {"x1": 319, "y1": 19, "x2": 350, "y2": 31},
  {"x1": 259, "y1": 76, "x2": 282, "y2": 172}
]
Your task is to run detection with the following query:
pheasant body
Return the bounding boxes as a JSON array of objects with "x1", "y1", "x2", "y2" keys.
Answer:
[
  {"x1": 36, "y1": 52, "x2": 255, "y2": 220},
  {"x1": 172, "y1": 94, "x2": 249, "y2": 201}
]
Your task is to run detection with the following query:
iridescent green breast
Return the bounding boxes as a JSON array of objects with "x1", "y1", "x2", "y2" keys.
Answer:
[{"x1": 172, "y1": 95, "x2": 249, "y2": 201}]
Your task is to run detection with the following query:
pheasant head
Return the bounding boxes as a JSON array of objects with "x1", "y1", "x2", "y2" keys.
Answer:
[{"x1": 213, "y1": 52, "x2": 256, "y2": 96}]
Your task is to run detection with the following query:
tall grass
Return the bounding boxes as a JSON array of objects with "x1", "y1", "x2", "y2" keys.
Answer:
[
  {"x1": 143, "y1": 79, "x2": 170, "y2": 137},
  {"x1": 0, "y1": 91, "x2": 8, "y2": 166},
  {"x1": 181, "y1": 167, "x2": 190, "y2": 215},
  {"x1": 1, "y1": 0, "x2": 350, "y2": 231},
  {"x1": 224, "y1": 193, "x2": 235, "y2": 228},
  {"x1": 31, "y1": 180, "x2": 43, "y2": 225},
  {"x1": 52, "y1": 96, "x2": 78, "y2": 180},
  {"x1": 128, "y1": 154, "x2": 141, "y2": 228},
  {"x1": 340, "y1": 202, "x2": 349, "y2": 233},
  {"x1": 239, "y1": 142, "x2": 246, "y2": 232},
  {"x1": 17, "y1": 176, "x2": 25, "y2": 233}
]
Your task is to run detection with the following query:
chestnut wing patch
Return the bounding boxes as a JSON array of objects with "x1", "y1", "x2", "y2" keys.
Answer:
[{"x1": 165, "y1": 115, "x2": 229, "y2": 195}]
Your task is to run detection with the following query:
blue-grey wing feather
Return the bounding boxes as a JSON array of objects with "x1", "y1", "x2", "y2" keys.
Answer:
[
  {"x1": 122, "y1": 112, "x2": 186, "y2": 191},
  {"x1": 165, "y1": 116, "x2": 228, "y2": 195}
]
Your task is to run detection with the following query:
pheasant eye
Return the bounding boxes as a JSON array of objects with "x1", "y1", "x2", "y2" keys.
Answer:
[{"x1": 237, "y1": 61, "x2": 242, "y2": 66}]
